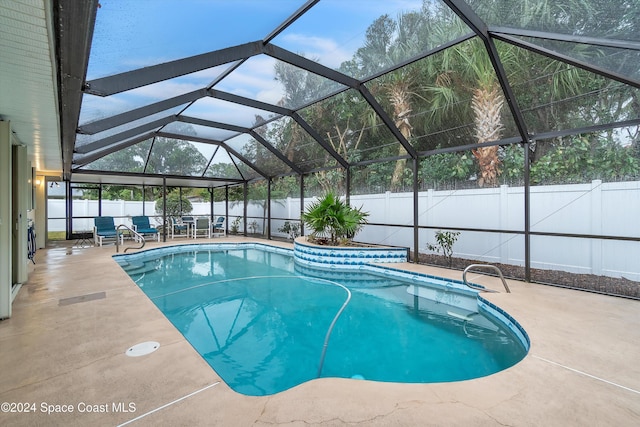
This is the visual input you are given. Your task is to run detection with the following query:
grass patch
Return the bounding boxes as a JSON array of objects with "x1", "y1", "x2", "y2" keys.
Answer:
[{"x1": 48, "y1": 231, "x2": 66, "y2": 240}]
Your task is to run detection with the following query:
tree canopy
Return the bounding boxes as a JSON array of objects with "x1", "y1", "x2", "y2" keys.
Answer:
[{"x1": 81, "y1": 0, "x2": 640, "y2": 196}]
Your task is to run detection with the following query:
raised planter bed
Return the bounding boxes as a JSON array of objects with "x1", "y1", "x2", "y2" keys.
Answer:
[{"x1": 293, "y1": 237, "x2": 408, "y2": 268}]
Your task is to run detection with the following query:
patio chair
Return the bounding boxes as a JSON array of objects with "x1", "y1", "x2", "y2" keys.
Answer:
[
  {"x1": 131, "y1": 216, "x2": 160, "y2": 242},
  {"x1": 170, "y1": 217, "x2": 189, "y2": 238},
  {"x1": 212, "y1": 216, "x2": 226, "y2": 237},
  {"x1": 93, "y1": 216, "x2": 122, "y2": 247},
  {"x1": 192, "y1": 217, "x2": 211, "y2": 239}
]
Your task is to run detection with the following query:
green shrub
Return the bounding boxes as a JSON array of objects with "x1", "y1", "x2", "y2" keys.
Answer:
[
  {"x1": 427, "y1": 230, "x2": 460, "y2": 267},
  {"x1": 302, "y1": 192, "x2": 369, "y2": 245}
]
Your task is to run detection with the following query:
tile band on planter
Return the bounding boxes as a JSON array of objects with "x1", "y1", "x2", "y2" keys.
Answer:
[{"x1": 293, "y1": 237, "x2": 407, "y2": 268}]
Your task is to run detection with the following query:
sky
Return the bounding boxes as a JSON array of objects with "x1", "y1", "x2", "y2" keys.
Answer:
[
  {"x1": 82, "y1": 0, "x2": 426, "y2": 126},
  {"x1": 78, "y1": 0, "x2": 437, "y2": 169},
  {"x1": 88, "y1": 0, "x2": 425, "y2": 77}
]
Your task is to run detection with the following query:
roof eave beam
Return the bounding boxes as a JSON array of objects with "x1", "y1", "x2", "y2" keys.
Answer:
[
  {"x1": 263, "y1": 44, "x2": 359, "y2": 88},
  {"x1": 177, "y1": 116, "x2": 248, "y2": 133},
  {"x1": 75, "y1": 115, "x2": 175, "y2": 154},
  {"x1": 57, "y1": 0, "x2": 100, "y2": 179},
  {"x1": 493, "y1": 32, "x2": 640, "y2": 89},
  {"x1": 84, "y1": 41, "x2": 264, "y2": 96},
  {"x1": 290, "y1": 112, "x2": 350, "y2": 169},
  {"x1": 72, "y1": 132, "x2": 155, "y2": 167},
  {"x1": 78, "y1": 87, "x2": 293, "y2": 136},
  {"x1": 208, "y1": 89, "x2": 293, "y2": 116},
  {"x1": 489, "y1": 26, "x2": 640, "y2": 52},
  {"x1": 78, "y1": 89, "x2": 207, "y2": 134},
  {"x1": 71, "y1": 168, "x2": 245, "y2": 184}
]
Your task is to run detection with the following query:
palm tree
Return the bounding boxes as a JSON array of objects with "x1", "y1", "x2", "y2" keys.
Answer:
[
  {"x1": 302, "y1": 192, "x2": 369, "y2": 245},
  {"x1": 457, "y1": 39, "x2": 506, "y2": 187},
  {"x1": 421, "y1": 34, "x2": 519, "y2": 187},
  {"x1": 358, "y1": 13, "x2": 426, "y2": 191},
  {"x1": 386, "y1": 72, "x2": 417, "y2": 190}
]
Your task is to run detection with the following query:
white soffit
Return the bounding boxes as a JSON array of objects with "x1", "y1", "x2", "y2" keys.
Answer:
[{"x1": 0, "y1": 0, "x2": 61, "y2": 172}]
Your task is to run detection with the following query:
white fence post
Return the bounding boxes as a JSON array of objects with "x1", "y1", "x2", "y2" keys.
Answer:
[
  {"x1": 385, "y1": 191, "x2": 392, "y2": 242},
  {"x1": 500, "y1": 184, "x2": 509, "y2": 264},
  {"x1": 591, "y1": 180, "x2": 603, "y2": 276}
]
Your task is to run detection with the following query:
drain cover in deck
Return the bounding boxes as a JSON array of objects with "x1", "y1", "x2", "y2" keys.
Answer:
[{"x1": 126, "y1": 341, "x2": 160, "y2": 357}]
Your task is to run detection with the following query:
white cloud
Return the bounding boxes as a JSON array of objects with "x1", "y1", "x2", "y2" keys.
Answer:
[
  {"x1": 216, "y1": 56, "x2": 285, "y2": 105},
  {"x1": 255, "y1": 87, "x2": 284, "y2": 105},
  {"x1": 127, "y1": 80, "x2": 202, "y2": 100},
  {"x1": 279, "y1": 33, "x2": 351, "y2": 68},
  {"x1": 185, "y1": 97, "x2": 271, "y2": 127},
  {"x1": 80, "y1": 95, "x2": 131, "y2": 123}
]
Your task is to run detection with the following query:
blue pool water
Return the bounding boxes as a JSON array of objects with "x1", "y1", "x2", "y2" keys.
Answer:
[{"x1": 115, "y1": 244, "x2": 528, "y2": 396}]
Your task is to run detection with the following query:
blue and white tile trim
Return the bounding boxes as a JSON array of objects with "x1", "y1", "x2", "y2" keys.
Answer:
[
  {"x1": 113, "y1": 242, "x2": 294, "y2": 265},
  {"x1": 114, "y1": 241, "x2": 529, "y2": 351},
  {"x1": 478, "y1": 295, "x2": 530, "y2": 351},
  {"x1": 293, "y1": 240, "x2": 408, "y2": 267}
]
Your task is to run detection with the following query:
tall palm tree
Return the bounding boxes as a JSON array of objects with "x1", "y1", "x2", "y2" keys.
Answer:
[
  {"x1": 386, "y1": 74, "x2": 416, "y2": 190},
  {"x1": 457, "y1": 39, "x2": 506, "y2": 187},
  {"x1": 420, "y1": 33, "x2": 516, "y2": 187},
  {"x1": 463, "y1": 0, "x2": 604, "y2": 170},
  {"x1": 359, "y1": 13, "x2": 426, "y2": 191},
  {"x1": 367, "y1": 8, "x2": 477, "y2": 190}
]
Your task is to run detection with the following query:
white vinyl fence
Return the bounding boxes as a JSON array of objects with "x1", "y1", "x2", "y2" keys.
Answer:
[{"x1": 49, "y1": 180, "x2": 640, "y2": 280}]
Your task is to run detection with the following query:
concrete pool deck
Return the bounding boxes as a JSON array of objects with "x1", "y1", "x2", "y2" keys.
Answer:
[{"x1": 1, "y1": 237, "x2": 638, "y2": 426}]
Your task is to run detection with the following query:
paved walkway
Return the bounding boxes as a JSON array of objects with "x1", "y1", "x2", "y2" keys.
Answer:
[{"x1": 1, "y1": 237, "x2": 638, "y2": 426}]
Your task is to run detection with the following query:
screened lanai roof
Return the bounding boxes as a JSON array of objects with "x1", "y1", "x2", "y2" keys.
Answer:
[{"x1": 58, "y1": 0, "x2": 640, "y2": 188}]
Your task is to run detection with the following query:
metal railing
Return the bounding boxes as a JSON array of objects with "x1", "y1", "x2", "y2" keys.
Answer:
[
  {"x1": 462, "y1": 264, "x2": 511, "y2": 293},
  {"x1": 115, "y1": 224, "x2": 145, "y2": 253}
]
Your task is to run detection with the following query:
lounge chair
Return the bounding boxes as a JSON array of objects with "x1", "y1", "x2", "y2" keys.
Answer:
[
  {"x1": 131, "y1": 216, "x2": 160, "y2": 242},
  {"x1": 93, "y1": 216, "x2": 122, "y2": 247},
  {"x1": 212, "y1": 216, "x2": 226, "y2": 237},
  {"x1": 192, "y1": 217, "x2": 211, "y2": 239}
]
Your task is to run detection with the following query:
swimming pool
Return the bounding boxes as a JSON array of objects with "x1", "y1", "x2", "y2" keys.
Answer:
[{"x1": 115, "y1": 243, "x2": 528, "y2": 396}]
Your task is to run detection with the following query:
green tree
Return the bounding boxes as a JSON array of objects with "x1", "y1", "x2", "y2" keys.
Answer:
[
  {"x1": 84, "y1": 139, "x2": 151, "y2": 173},
  {"x1": 419, "y1": 152, "x2": 475, "y2": 189},
  {"x1": 155, "y1": 189, "x2": 193, "y2": 219},
  {"x1": 530, "y1": 135, "x2": 640, "y2": 184},
  {"x1": 146, "y1": 137, "x2": 208, "y2": 176}
]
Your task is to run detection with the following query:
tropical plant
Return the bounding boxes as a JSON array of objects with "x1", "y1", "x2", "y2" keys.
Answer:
[
  {"x1": 302, "y1": 192, "x2": 369, "y2": 245},
  {"x1": 230, "y1": 217, "x2": 242, "y2": 235},
  {"x1": 432, "y1": 37, "x2": 508, "y2": 188},
  {"x1": 278, "y1": 221, "x2": 300, "y2": 241},
  {"x1": 427, "y1": 230, "x2": 460, "y2": 267},
  {"x1": 248, "y1": 221, "x2": 258, "y2": 234}
]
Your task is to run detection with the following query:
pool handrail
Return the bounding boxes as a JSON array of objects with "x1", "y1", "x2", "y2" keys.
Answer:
[
  {"x1": 463, "y1": 264, "x2": 511, "y2": 293},
  {"x1": 115, "y1": 224, "x2": 146, "y2": 253}
]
